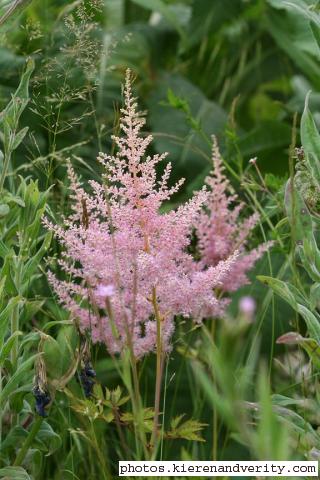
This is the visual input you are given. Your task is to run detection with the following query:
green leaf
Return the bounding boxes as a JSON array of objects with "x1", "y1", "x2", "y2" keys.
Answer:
[
  {"x1": 0, "y1": 425, "x2": 28, "y2": 452},
  {"x1": 22, "y1": 232, "x2": 52, "y2": 284},
  {"x1": 21, "y1": 300, "x2": 45, "y2": 323},
  {"x1": 284, "y1": 179, "x2": 314, "y2": 242},
  {"x1": 257, "y1": 276, "x2": 308, "y2": 310},
  {"x1": 310, "y1": 283, "x2": 320, "y2": 310},
  {"x1": 35, "y1": 421, "x2": 62, "y2": 455},
  {"x1": 297, "y1": 305, "x2": 320, "y2": 344},
  {"x1": 0, "y1": 0, "x2": 32, "y2": 28},
  {"x1": 0, "y1": 203, "x2": 9, "y2": 217},
  {"x1": 0, "y1": 330, "x2": 23, "y2": 364},
  {"x1": 266, "y1": 1, "x2": 320, "y2": 85},
  {"x1": 1, "y1": 252, "x2": 18, "y2": 295},
  {"x1": 0, "y1": 239, "x2": 10, "y2": 257},
  {"x1": 130, "y1": 0, "x2": 186, "y2": 42},
  {"x1": 0, "y1": 296, "x2": 22, "y2": 346},
  {"x1": 0, "y1": 353, "x2": 38, "y2": 408},
  {"x1": 277, "y1": 332, "x2": 320, "y2": 369},
  {"x1": 258, "y1": 276, "x2": 320, "y2": 342},
  {"x1": 0, "y1": 57, "x2": 34, "y2": 128},
  {"x1": 11, "y1": 126, "x2": 29, "y2": 151},
  {"x1": 0, "y1": 466, "x2": 31, "y2": 480},
  {"x1": 167, "y1": 415, "x2": 207, "y2": 442},
  {"x1": 301, "y1": 93, "x2": 320, "y2": 185}
]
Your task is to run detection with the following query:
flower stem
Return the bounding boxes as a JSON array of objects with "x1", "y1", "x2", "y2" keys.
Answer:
[{"x1": 150, "y1": 286, "x2": 164, "y2": 457}]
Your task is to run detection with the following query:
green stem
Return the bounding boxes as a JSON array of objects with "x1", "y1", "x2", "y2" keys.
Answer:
[
  {"x1": 14, "y1": 416, "x2": 43, "y2": 466},
  {"x1": 150, "y1": 287, "x2": 164, "y2": 458}
]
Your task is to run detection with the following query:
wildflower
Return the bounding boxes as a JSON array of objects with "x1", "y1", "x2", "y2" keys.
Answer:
[
  {"x1": 45, "y1": 70, "x2": 236, "y2": 357},
  {"x1": 239, "y1": 296, "x2": 256, "y2": 319},
  {"x1": 196, "y1": 138, "x2": 272, "y2": 293}
]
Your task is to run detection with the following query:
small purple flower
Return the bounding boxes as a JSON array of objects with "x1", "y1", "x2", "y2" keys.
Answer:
[
  {"x1": 95, "y1": 284, "x2": 115, "y2": 298},
  {"x1": 239, "y1": 296, "x2": 256, "y2": 318}
]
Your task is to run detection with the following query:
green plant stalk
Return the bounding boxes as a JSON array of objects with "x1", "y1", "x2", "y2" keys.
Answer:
[
  {"x1": 150, "y1": 286, "x2": 164, "y2": 459},
  {"x1": 89, "y1": 420, "x2": 111, "y2": 480},
  {"x1": 211, "y1": 320, "x2": 218, "y2": 461},
  {"x1": 13, "y1": 416, "x2": 43, "y2": 466}
]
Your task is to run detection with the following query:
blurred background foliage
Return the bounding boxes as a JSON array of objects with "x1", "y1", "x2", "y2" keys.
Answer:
[
  {"x1": 1, "y1": 0, "x2": 320, "y2": 188},
  {"x1": 1, "y1": 0, "x2": 320, "y2": 477}
]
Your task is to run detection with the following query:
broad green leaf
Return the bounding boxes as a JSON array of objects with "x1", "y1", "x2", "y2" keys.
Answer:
[
  {"x1": 297, "y1": 239, "x2": 320, "y2": 283},
  {"x1": 1, "y1": 252, "x2": 18, "y2": 295},
  {"x1": 21, "y1": 300, "x2": 44, "y2": 323},
  {"x1": 297, "y1": 304, "x2": 320, "y2": 344},
  {"x1": 0, "y1": 296, "x2": 22, "y2": 346},
  {"x1": 273, "y1": 404, "x2": 320, "y2": 446},
  {"x1": 284, "y1": 179, "x2": 313, "y2": 242},
  {"x1": 0, "y1": 466, "x2": 31, "y2": 480},
  {"x1": 266, "y1": 1, "x2": 320, "y2": 85},
  {"x1": 257, "y1": 276, "x2": 308, "y2": 310},
  {"x1": 258, "y1": 276, "x2": 320, "y2": 341},
  {"x1": 43, "y1": 335, "x2": 65, "y2": 379},
  {"x1": 310, "y1": 283, "x2": 320, "y2": 310},
  {"x1": 0, "y1": 425, "x2": 28, "y2": 452},
  {"x1": 0, "y1": 330, "x2": 23, "y2": 364},
  {"x1": 301, "y1": 93, "x2": 320, "y2": 185},
  {"x1": 0, "y1": 353, "x2": 38, "y2": 408},
  {"x1": 36, "y1": 421, "x2": 62, "y2": 455},
  {"x1": 0, "y1": 203, "x2": 9, "y2": 217}
]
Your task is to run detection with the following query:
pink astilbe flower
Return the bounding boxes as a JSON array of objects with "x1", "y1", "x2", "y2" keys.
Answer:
[
  {"x1": 197, "y1": 138, "x2": 272, "y2": 292},
  {"x1": 45, "y1": 71, "x2": 236, "y2": 358}
]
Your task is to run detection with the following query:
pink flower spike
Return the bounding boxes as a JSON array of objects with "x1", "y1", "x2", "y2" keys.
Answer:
[
  {"x1": 196, "y1": 137, "x2": 272, "y2": 293},
  {"x1": 95, "y1": 284, "x2": 115, "y2": 298},
  {"x1": 44, "y1": 71, "x2": 242, "y2": 358}
]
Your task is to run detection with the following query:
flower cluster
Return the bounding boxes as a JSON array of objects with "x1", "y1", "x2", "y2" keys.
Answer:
[
  {"x1": 45, "y1": 70, "x2": 237, "y2": 357},
  {"x1": 196, "y1": 138, "x2": 272, "y2": 292}
]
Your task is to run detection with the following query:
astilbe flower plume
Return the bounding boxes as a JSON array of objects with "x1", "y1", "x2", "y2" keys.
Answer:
[
  {"x1": 196, "y1": 138, "x2": 272, "y2": 292},
  {"x1": 45, "y1": 70, "x2": 237, "y2": 358}
]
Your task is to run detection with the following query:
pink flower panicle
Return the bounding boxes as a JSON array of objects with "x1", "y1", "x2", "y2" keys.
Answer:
[
  {"x1": 197, "y1": 137, "x2": 272, "y2": 292},
  {"x1": 46, "y1": 70, "x2": 236, "y2": 357}
]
